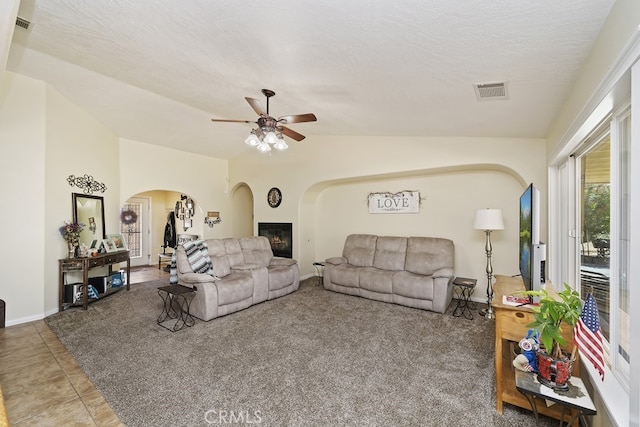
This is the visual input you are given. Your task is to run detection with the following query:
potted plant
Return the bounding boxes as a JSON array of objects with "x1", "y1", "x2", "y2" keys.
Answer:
[{"x1": 520, "y1": 284, "x2": 584, "y2": 390}]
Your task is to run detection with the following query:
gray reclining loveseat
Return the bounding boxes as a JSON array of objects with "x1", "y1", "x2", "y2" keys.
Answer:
[{"x1": 175, "y1": 236, "x2": 299, "y2": 321}]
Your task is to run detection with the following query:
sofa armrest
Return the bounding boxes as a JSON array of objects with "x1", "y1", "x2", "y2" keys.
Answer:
[
  {"x1": 179, "y1": 272, "x2": 216, "y2": 284},
  {"x1": 269, "y1": 257, "x2": 297, "y2": 267},
  {"x1": 432, "y1": 268, "x2": 454, "y2": 278},
  {"x1": 231, "y1": 263, "x2": 261, "y2": 271},
  {"x1": 325, "y1": 256, "x2": 347, "y2": 266}
]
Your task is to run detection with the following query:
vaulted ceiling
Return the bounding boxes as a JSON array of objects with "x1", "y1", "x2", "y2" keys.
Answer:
[{"x1": 6, "y1": 0, "x2": 616, "y2": 159}]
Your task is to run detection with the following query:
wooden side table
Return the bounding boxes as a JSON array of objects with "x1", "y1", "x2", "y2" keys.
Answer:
[
  {"x1": 492, "y1": 275, "x2": 579, "y2": 422},
  {"x1": 515, "y1": 370, "x2": 596, "y2": 426},
  {"x1": 58, "y1": 251, "x2": 131, "y2": 311}
]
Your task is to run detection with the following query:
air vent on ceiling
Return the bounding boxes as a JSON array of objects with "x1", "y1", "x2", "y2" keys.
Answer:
[
  {"x1": 473, "y1": 82, "x2": 508, "y2": 101},
  {"x1": 16, "y1": 17, "x2": 31, "y2": 30}
]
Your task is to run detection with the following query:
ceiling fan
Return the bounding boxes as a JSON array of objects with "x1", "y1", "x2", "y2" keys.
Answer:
[{"x1": 211, "y1": 89, "x2": 317, "y2": 150}]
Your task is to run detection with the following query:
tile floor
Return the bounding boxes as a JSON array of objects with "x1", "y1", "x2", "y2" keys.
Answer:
[{"x1": 0, "y1": 265, "x2": 168, "y2": 426}]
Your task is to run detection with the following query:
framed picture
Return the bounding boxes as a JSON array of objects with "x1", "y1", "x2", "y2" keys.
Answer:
[
  {"x1": 89, "y1": 239, "x2": 99, "y2": 249},
  {"x1": 102, "y1": 238, "x2": 118, "y2": 253},
  {"x1": 107, "y1": 234, "x2": 127, "y2": 251}
]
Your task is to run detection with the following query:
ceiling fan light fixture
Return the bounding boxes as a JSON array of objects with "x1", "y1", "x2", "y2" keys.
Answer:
[
  {"x1": 212, "y1": 89, "x2": 316, "y2": 153},
  {"x1": 264, "y1": 131, "x2": 278, "y2": 145},
  {"x1": 273, "y1": 139, "x2": 288, "y2": 150},
  {"x1": 257, "y1": 142, "x2": 271, "y2": 152},
  {"x1": 245, "y1": 132, "x2": 260, "y2": 146}
]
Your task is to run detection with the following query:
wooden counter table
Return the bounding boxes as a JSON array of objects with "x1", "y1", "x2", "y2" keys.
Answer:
[{"x1": 492, "y1": 274, "x2": 579, "y2": 422}]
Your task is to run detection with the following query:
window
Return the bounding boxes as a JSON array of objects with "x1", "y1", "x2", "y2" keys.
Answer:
[
  {"x1": 573, "y1": 106, "x2": 630, "y2": 390},
  {"x1": 579, "y1": 135, "x2": 610, "y2": 338},
  {"x1": 120, "y1": 202, "x2": 142, "y2": 258}
]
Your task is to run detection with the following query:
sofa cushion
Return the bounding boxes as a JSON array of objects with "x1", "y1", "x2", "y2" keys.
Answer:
[
  {"x1": 268, "y1": 265, "x2": 296, "y2": 291},
  {"x1": 360, "y1": 268, "x2": 394, "y2": 294},
  {"x1": 372, "y1": 236, "x2": 407, "y2": 271},
  {"x1": 223, "y1": 238, "x2": 245, "y2": 267},
  {"x1": 392, "y1": 271, "x2": 434, "y2": 300},
  {"x1": 240, "y1": 236, "x2": 273, "y2": 268},
  {"x1": 342, "y1": 234, "x2": 377, "y2": 267},
  {"x1": 215, "y1": 272, "x2": 254, "y2": 305},
  {"x1": 205, "y1": 239, "x2": 231, "y2": 277},
  {"x1": 405, "y1": 237, "x2": 454, "y2": 276},
  {"x1": 327, "y1": 264, "x2": 360, "y2": 288}
]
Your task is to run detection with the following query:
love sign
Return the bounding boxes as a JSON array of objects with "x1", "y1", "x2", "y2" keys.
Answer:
[{"x1": 368, "y1": 191, "x2": 420, "y2": 214}]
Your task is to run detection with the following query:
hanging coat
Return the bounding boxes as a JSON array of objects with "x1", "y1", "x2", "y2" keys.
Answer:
[{"x1": 164, "y1": 212, "x2": 177, "y2": 249}]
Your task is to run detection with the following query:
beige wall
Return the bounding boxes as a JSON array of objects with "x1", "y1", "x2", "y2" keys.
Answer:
[
  {"x1": 119, "y1": 138, "x2": 232, "y2": 242},
  {"x1": 312, "y1": 170, "x2": 523, "y2": 283},
  {"x1": 230, "y1": 135, "x2": 547, "y2": 299},
  {"x1": 0, "y1": 71, "x2": 121, "y2": 323},
  {"x1": 45, "y1": 83, "x2": 121, "y2": 315},
  {"x1": 0, "y1": 72, "x2": 46, "y2": 323}
]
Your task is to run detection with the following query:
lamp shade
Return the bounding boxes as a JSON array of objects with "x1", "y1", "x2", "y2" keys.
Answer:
[{"x1": 474, "y1": 208, "x2": 504, "y2": 230}]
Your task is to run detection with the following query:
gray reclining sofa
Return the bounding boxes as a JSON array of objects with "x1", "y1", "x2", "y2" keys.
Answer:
[{"x1": 324, "y1": 234, "x2": 455, "y2": 313}]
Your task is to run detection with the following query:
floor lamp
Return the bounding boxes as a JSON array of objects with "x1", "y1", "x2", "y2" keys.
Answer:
[{"x1": 474, "y1": 208, "x2": 504, "y2": 319}]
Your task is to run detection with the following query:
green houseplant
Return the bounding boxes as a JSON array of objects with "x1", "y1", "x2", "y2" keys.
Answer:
[{"x1": 520, "y1": 283, "x2": 584, "y2": 389}]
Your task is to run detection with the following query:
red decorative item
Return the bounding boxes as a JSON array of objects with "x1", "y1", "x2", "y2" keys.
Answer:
[{"x1": 536, "y1": 350, "x2": 574, "y2": 390}]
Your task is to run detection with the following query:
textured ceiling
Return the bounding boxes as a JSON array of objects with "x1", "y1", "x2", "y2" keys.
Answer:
[{"x1": 7, "y1": 0, "x2": 615, "y2": 159}]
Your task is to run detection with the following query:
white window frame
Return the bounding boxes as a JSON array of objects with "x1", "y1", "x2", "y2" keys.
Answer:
[
  {"x1": 547, "y1": 30, "x2": 640, "y2": 427},
  {"x1": 609, "y1": 106, "x2": 631, "y2": 388}
]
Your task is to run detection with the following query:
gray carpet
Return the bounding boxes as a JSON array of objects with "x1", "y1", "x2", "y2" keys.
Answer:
[{"x1": 45, "y1": 278, "x2": 557, "y2": 426}]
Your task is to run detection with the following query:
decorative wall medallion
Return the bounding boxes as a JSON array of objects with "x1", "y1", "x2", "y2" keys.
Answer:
[
  {"x1": 267, "y1": 187, "x2": 282, "y2": 208},
  {"x1": 67, "y1": 174, "x2": 107, "y2": 194}
]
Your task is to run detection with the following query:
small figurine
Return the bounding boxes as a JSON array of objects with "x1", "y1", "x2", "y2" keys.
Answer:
[{"x1": 513, "y1": 330, "x2": 539, "y2": 373}]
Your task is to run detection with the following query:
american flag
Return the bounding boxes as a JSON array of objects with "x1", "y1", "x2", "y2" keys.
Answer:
[{"x1": 574, "y1": 293, "x2": 605, "y2": 380}]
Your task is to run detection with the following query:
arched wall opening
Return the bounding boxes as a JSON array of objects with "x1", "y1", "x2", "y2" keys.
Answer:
[
  {"x1": 298, "y1": 164, "x2": 532, "y2": 301},
  {"x1": 228, "y1": 182, "x2": 254, "y2": 238},
  {"x1": 121, "y1": 185, "x2": 254, "y2": 266},
  {"x1": 121, "y1": 189, "x2": 197, "y2": 266}
]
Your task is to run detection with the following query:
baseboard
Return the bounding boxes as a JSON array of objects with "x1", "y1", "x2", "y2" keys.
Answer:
[{"x1": 4, "y1": 312, "x2": 46, "y2": 327}]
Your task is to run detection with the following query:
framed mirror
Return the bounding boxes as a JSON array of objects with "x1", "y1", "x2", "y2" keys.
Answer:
[{"x1": 72, "y1": 193, "x2": 106, "y2": 248}]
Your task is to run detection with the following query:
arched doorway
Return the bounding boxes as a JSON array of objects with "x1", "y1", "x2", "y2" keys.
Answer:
[{"x1": 122, "y1": 190, "x2": 196, "y2": 267}]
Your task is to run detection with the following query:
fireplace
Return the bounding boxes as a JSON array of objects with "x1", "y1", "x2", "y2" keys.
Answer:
[{"x1": 258, "y1": 222, "x2": 292, "y2": 258}]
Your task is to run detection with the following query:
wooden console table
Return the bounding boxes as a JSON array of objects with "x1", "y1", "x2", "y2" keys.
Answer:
[
  {"x1": 492, "y1": 274, "x2": 579, "y2": 422},
  {"x1": 58, "y1": 251, "x2": 131, "y2": 311}
]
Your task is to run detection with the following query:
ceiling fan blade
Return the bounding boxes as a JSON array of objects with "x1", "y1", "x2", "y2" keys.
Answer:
[
  {"x1": 211, "y1": 118, "x2": 255, "y2": 123},
  {"x1": 278, "y1": 126, "x2": 305, "y2": 142},
  {"x1": 245, "y1": 97, "x2": 267, "y2": 116},
  {"x1": 278, "y1": 113, "x2": 317, "y2": 124}
]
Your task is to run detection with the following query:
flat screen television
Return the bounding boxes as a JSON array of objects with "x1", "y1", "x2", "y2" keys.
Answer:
[{"x1": 519, "y1": 183, "x2": 545, "y2": 298}]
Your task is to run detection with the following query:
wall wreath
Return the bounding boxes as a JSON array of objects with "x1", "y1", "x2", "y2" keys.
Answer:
[{"x1": 120, "y1": 209, "x2": 138, "y2": 225}]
